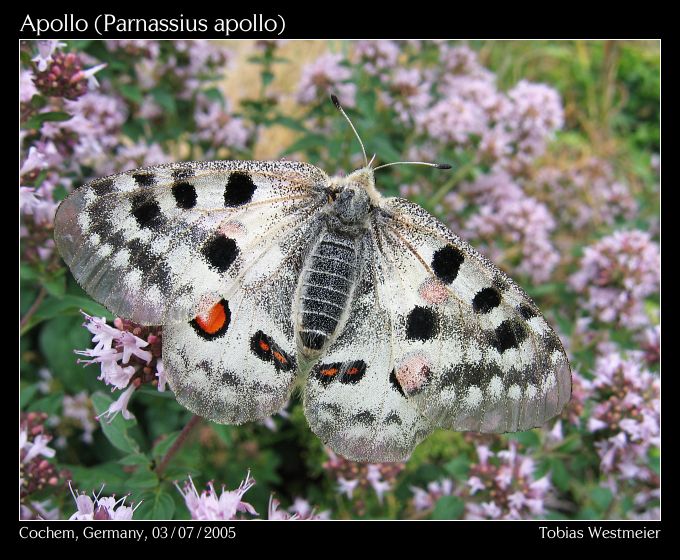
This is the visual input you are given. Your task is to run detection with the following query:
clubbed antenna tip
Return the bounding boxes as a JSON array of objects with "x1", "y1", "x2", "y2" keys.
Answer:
[
  {"x1": 436, "y1": 163, "x2": 452, "y2": 170},
  {"x1": 330, "y1": 93, "x2": 341, "y2": 109}
]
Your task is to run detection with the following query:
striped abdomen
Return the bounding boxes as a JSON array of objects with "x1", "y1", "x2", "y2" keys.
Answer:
[{"x1": 297, "y1": 232, "x2": 358, "y2": 353}]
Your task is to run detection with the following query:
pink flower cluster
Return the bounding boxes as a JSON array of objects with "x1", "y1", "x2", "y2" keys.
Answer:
[
  {"x1": 323, "y1": 449, "x2": 404, "y2": 510},
  {"x1": 177, "y1": 473, "x2": 330, "y2": 520},
  {"x1": 570, "y1": 230, "x2": 660, "y2": 329},
  {"x1": 69, "y1": 482, "x2": 141, "y2": 520},
  {"x1": 584, "y1": 351, "x2": 659, "y2": 513},
  {"x1": 533, "y1": 158, "x2": 638, "y2": 230},
  {"x1": 410, "y1": 478, "x2": 455, "y2": 512},
  {"x1": 459, "y1": 170, "x2": 561, "y2": 283},
  {"x1": 176, "y1": 472, "x2": 258, "y2": 520},
  {"x1": 76, "y1": 313, "x2": 164, "y2": 422},
  {"x1": 407, "y1": 45, "x2": 564, "y2": 175},
  {"x1": 461, "y1": 441, "x2": 552, "y2": 519},
  {"x1": 194, "y1": 94, "x2": 252, "y2": 157}
]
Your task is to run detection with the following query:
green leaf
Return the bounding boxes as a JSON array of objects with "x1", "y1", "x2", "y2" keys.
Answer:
[
  {"x1": 443, "y1": 455, "x2": 470, "y2": 480},
  {"x1": 136, "y1": 490, "x2": 176, "y2": 520},
  {"x1": 550, "y1": 458, "x2": 570, "y2": 492},
  {"x1": 590, "y1": 486, "x2": 613, "y2": 511},
  {"x1": 23, "y1": 294, "x2": 110, "y2": 334},
  {"x1": 432, "y1": 496, "x2": 465, "y2": 519},
  {"x1": 66, "y1": 461, "x2": 129, "y2": 493},
  {"x1": 26, "y1": 392, "x2": 64, "y2": 416},
  {"x1": 118, "y1": 453, "x2": 151, "y2": 467},
  {"x1": 37, "y1": 315, "x2": 94, "y2": 390},
  {"x1": 119, "y1": 83, "x2": 143, "y2": 104},
  {"x1": 152, "y1": 431, "x2": 180, "y2": 459},
  {"x1": 91, "y1": 392, "x2": 140, "y2": 455},
  {"x1": 151, "y1": 88, "x2": 177, "y2": 113},
  {"x1": 370, "y1": 136, "x2": 402, "y2": 163},
  {"x1": 42, "y1": 272, "x2": 66, "y2": 298},
  {"x1": 20, "y1": 384, "x2": 40, "y2": 409},
  {"x1": 22, "y1": 111, "x2": 71, "y2": 130},
  {"x1": 505, "y1": 430, "x2": 540, "y2": 448},
  {"x1": 126, "y1": 467, "x2": 159, "y2": 491}
]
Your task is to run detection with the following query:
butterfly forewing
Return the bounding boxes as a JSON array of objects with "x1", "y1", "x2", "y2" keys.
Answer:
[{"x1": 54, "y1": 160, "x2": 329, "y2": 325}]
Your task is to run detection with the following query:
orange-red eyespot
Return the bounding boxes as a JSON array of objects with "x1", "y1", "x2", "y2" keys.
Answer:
[
  {"x1": 321, "y1": 367, "x2": 339, "y2": 377},
  {"x1": 259, "y1": 340, "x2": 271, "y2": 352},
  {"x1": 190, "y1": 300, "x2": 230, "y2": 339},
  {"x1": 273, "y1": 351, "x2": 287, "y2": 365},
  {"x1": 195, "y1": 302, "x2": 227, "y2": 334},
  {"x1": 346, "y1": 367, "x2": 359, "y2": 375}
]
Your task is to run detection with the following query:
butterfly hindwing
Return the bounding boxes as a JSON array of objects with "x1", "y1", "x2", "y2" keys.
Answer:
[
  {"x1": 374, "y1": 198, "x2": 571, "y2": 433},
  {"x1": 163, "y1": 214, "x2": 322, "y2": 423},
  {"x1": 303, "y1": 233, "x2": 434, "y2": 462},
  {"x1": 54, "y1": 160, "x2": 329, "y2": 325}
]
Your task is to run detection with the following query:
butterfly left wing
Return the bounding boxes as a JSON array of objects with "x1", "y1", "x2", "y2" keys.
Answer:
[
  {"x1": 54, "y1": 160, "x2": 329, "y2": 325},
  {"x1": 163, "y1": 213, "x2": 323, "y2": 424},
  {"x1": 302, "y1": 232, "x2": 434, "y2": 462},
  {"x1": 373, "y1": 198, "x2": 571, "y2": 434}
]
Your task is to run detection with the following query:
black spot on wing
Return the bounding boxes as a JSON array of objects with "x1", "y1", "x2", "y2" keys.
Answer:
[
  {"x1": 202, "y1": 234, "x2": 239, "y2": 272},
  {"x1": 518, "y1": 303, "x2": 537, "y2": 320},
  {"x1": 431, "y1": 244, "x2": 465, "y2": 284},
  {"x1": 132, "y1": 172, "x2": 157, "y2": 187},
  {"x1": 472, "y1": 287, "x2": 501, "y2": 314},
  {"x1": 491, "y1": 320, "x2": 527, "y2": 353},
  {"x1": 338, "y1": 360, "x2": 366, "y2": 384},
  {"x1": 406, "y1": 306, "x2": 439, "y2": 341},
  {"x1": 91, "y1": 178, "x2": 116, "y2": 195},
  {"x1": 224, "y1": 172, "x2": 256, "y2": 207},
  {"x1": 385, "y1": 412, "x2": 403, "y2": 425},
  {"x1": 126, "y1": 239, "x2": 156, "y2": 274},
  {"x1": 312, "y1": 362, "x2": 343, "y2": 386},
  {"x1": 354, "y1": 410, "x2": 376, "y2": 425},
  {"x1": 172, "y1": 181, "x2": 197, "y2": 209},
  {"x1": 131, "y1": 193, "x2": 165, "y2": 230}
]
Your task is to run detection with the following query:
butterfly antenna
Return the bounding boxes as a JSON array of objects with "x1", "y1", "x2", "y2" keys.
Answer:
[
  {"x1": 373, "y1": 161, "x2": 452, "y2": 171},
  {"x1": 330, "y1": 93, "x2": 368, "y2": 168}
]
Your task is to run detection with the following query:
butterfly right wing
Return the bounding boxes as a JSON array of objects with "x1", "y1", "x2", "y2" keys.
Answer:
[{"x1": 373, "y1": 198, "x2": 571, "y2": 434}]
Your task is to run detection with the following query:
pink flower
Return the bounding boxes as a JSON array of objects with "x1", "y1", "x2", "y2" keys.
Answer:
[
  {"x1": 97, "y1": 384, "x2": 136, "y2": 422},
  {"x1": 297, "y1": 53, "x2": 356, "y2": 107},
  {"x1": 31, "y1": 40, "x2": 67, "y2": 71},
  {"x1": 176, "y1": 473, "x2": 258, "y2": 521},
  {"x1": 68, "y1": 482, "x2": 140, "y2": 520}
]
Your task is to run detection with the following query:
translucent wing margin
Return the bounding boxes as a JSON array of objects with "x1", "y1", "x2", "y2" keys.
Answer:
[{"x1": 54, "y1": 160, "x2": 329, "y2": 325}]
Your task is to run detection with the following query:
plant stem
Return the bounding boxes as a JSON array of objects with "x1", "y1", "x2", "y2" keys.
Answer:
[
  {"x1": 155, "y1": 414, "x2": 202, "y2": 477},
  {"x1": 20, "y1": 286, "x2": 47, "y2": 333}
]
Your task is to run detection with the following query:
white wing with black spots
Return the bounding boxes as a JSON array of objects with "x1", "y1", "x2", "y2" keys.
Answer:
[
  {"x1": 54, "y1": 160, "x2": 328, "y2": 325},
  {"x1": 373, "y1": 197, "x2": 571, "y2": 434}
]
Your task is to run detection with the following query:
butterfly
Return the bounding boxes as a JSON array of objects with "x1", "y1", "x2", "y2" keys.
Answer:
[{"x1": 53, "y1": 95, "x2": 571, "y2": 463}]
